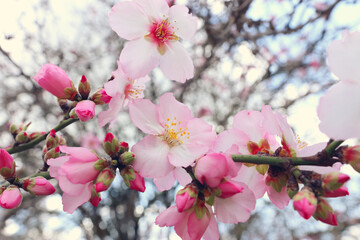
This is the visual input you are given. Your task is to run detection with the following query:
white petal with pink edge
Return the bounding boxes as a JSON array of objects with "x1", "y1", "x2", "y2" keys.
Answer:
[
  {"x1": 132, "y1": 135, "x2": 172, "y2": 178},
  {"x1": 134, "y1": 0, "x2": 169, "y2": 19},
  {"x1": 169, "y1": 5, "x2": 197, "y2": 40},
  {"x1": 159, "y1": 41, "x2": 194, "y2": 83},
  {"x1": 214, "y1": 183, "x2": 256, "y2": 223},
  {"x1": 120, "y1": 38, "x2": 160, "y2": 79},
  {"x1": 129, "y1": 99, "x2": 163, "y2": 135},
  {"x1": 109, "y1": 1, "x2": 149, "y2": 40}
]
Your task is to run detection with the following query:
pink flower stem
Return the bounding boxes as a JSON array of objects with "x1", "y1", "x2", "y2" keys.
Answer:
[{"x1": 6, "y1": 118, "x2": 78, "y2": 154}]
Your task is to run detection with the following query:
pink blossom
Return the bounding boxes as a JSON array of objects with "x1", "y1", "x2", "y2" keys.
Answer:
[
  {"x1": 293, "y1": 188, "x2": 317, "y2": 220},
  {"x1": 0, "y1": 149, "x2": 16, "y2": 179},
  {"x1": 80, "y1": 133, "x2": 101, "y2": 151},
  {"x1": 22, "y1": 177, "x2": 56, "y2": 196},
  {"x1": 47, "y1": 146, "x2": 105, "y2": 213},
  {"x1": 34, "y1": 64, "x2": 76, "y2": 99},
  {"x1": 324, "y1": 186, "x2": 349, "y2": 198},
  {"x1": 317, "y1": 81, "x2": 360, "y2": 139},
  {"x1": 129, "y1": 93, "x2": 216, "y2": 179},
  {"x1": 128, "y1": 169, "x2": 146, "y2": 192},
  {"x1": 327, "y1": 30, "x2": 360, "y2": 84},
  {"x1": 109, "y1": 0, "x2": 197, "y2": 82},
  {"x1": 74, "y1": 100, "x2": 96, "y2": 122},
  {"x1": 98, "y1": 62, "x2": 150, "y2": 128},
  {"x1": 175, "y1": 184, "x2": 197, "y2": 212},
  {"x1": 0, "y1": 186, "x2": 22, "y2": 209}
]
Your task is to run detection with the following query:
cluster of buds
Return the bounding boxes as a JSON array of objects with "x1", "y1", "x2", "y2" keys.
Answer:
[
  {"x1": 9, "y1": 122, "x2": 46, "y2": 146},
  {"x1": 34, "y1": 64, "x2": 112, "y2": 122},
  {"x1": 291, "y1": 171, "x2": 350, "y2": 225},
  {"x1": 0, "y1": 149, "x2": 55, "y2": 210},
  {"x1": 103, "y1": 133, "x2": 145, "y2": 192},
  {"x1": 42, "y1": 130, "x2": 65, "y2": 164}
]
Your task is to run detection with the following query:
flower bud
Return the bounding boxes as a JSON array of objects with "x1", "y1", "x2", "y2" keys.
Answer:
[
  {"x1": 216, "y1": 179, "x2": 244, "y2": 199},
  {"x1": 343, "y1": 146, "x2": 360, "y2": 173},
  {"x1": 120, "y1": 167, "x2": 145, "y2": 192},
  {"x1": 0, "y1": 186, "x2": 22, "y2": 209},
  {"x1": 34, "y1": 64, "x2": 78, "y2": 100},
  {"x1": 43, "y1": 146, "x2": 60, "y2": 163},
  {"x1": 293, "y1": 187, "x2": 317, "y2": 219},
  {"x1": 313, "y1": 198, "x2": 337, "y2": 226},
  {"x1": 91, "y1": 88, "x2": 112, "y2": 105},
  {"x1": 9, "y1": 123, "x2": 19, "y2": 135},
  {"x1": 73, "y1": 100, "x2": 95, "y2": 122},
  {"x1": 322, "y1": 172, "x2": 350, "y2": 191},
  {"x1": 120, "y1": 141, "x2": 129, "y2": 153},
  {"x1": 95, "y1": 168, "x2": 116, "y2": 192},
  {"x1": 15, "y1": 131, "x2": 29, "y2": 144},
  {"x1": 0, "y1": 149, "x2": 16, "y2": 179},
  {"x1": 103, "y1": 133, "x2": 120, "y2": 157},
  {"x1": 22, "y1": 176, "x2": 56, "y2": 196},
  {"x1": 90, "y1": 186, "x2": 101, "y2": 207},
  {"x1": 175, "y1": 184, "x2": 198, "y2": 212},
  {"x1": 78, "y1": 75, "x2": 91, "y2": 100},
  {"x1": 324, "y1": 186, "x2": 349, "y2": 198},
  {"x1": 120, "y1": 152, "x2": 135, "y2": 165},
  {"x1": 29, "y1": 131, "x2": 46, "y2": 141},
  {"x1": 93, "y1": 158, "x2": 108, "y2": 172},
  {"x1": 45, "y1": 130, "x2": 59, "y2": 150}
]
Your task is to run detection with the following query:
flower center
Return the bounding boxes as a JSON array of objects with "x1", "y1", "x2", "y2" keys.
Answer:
[
  {"x1": 124, "y1": 80, "x2": 145, "y2": 101},
  {"x1": 162, "y1": 117, "x2": 190, "y2": 147}
]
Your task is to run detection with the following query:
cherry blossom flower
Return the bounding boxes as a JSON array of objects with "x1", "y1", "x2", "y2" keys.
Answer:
[
  {"x1": 80, "y1": 133, "x2": 102, "y2": 151},
  {"x1": 129, "y1": 93, "x2": 216, "y2": 182},
  {"x1": 47, "y1": 146, "x2": 106, "y2": 213},
  {"x1": 98, "y1": 62, "x2": 150, "y2": 128},
  {"x1": 109, "y1": 0, "x2": 197, "y2": 82},
  {"x1": 34, "y1": 64, "x2": 77, "y2": 99}
]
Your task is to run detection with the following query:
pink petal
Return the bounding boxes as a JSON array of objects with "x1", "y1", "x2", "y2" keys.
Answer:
[
  {"x1": 135, "y1": 0, "x2": 169, "y2": 18},
  {"x1": 59, "y1": 146, "x2": 98, "y2": 162},
  {"x1": 132, "y1": 135, "x2": 172, "y2": 178},
  {"x1": 155, "y1": 205, "x2": 184, "y2": 227},
  {"x1": 233, "y1": 166, "x2": 266, "y2": 199},
  {"x1": 213, "y1": 129, "x2": 249, "y2": 154},
  {"x1": 159, "y1": 41, "x2": 194, "y2": 83},
  {"x1": 318, "y1": 82, "x2": 360, "y2": 139},
  {"x1": 168, "y1": 5, "x2": 197, "y2": 40},
  {"x1": 62, "y1": 160, "x2": 99, "y2": 184},
  {"x1": 203, "y1": 209, "x2": 219, "y2": 240},
  {"x1": 297, "y1": 142, "x2": 327, "y2": 157},
  {"x1": 129, "y1": 99, "x2": 163, "y2": 135},
  {"x1": 98, "y1": 93, "x2": 124, "y2": 128},
  {"x1": 175, "y1": 167, "x2": 192, "y2": 186},
  {"x1": 104, "y1": 70, "x2": 128, "y2": 97},
  {"x1": 266, "y1": 185, "x2": 290, "y2": 209},
  {"x1": 153, "y1": 170, "x2": 176, "y2": 191},
  {"x1": 158, "y1": 92, "x2": 193, "y2": 125},
  {"x1": 186, "y1": 118, "x2": 216, "y2": 149},
  {"x1": 47, "y1": 156, "x2": 69, "y2": 179},
  {"x1": 58, "y1": 174, "x2": 90, "y2": 196},
  {"x1": 327, "y1": 30, "x2": 360, "y2": 84},
  {"x1": 188, "y1": 210, "x2": 210, "y2": 240},
  {"x1": 168, "y1": 143, "x2": 206, "y2": 167},
  {"x1": 62, "y1": 182, "x2": 92, "y2": 214},
  {"x1": 233, "y1": 110, "x2": 265, "y2": 142},
  {"x1": 109, "y1": 1, "x2": 149, "y2": 40},
  {"x1": 120, "y1": 38, "x2": 160, "y2": 79},
  {"x1": 214, "y1": 183, "x2": 256, "y2": 223}
]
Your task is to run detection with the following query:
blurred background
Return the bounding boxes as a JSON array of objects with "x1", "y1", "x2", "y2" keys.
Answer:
[{"x1": 1, "y1": 0, "x2": 360, "y2": 239}]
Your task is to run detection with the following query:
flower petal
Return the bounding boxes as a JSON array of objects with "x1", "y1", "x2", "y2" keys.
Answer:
[
  {"x1": 318, "y1": 82, "x2": 360, "y2": 139},
  {"x1": 153, "y1": 170, "x2": 176, "y2": 191},
  {"x1": 120, "y1": 38, "x2": 160, "y2": 79},
  {"x1": 214, "y1": 183, "x2": 256, "y2": 223},
  {"x1": 47, "y1": 156, "x2": 69, "y2": 179},
  {"x1": 266, "y1": 185, "x2": 290, "y2": 209},
  {"x1": 159, "y1": 41, "x2": 194, "y2": 83},
  {"x1": 175, "y1": 167, "x2": 192, "y2": 186},
  {"x1": 98, "y1": 93, "x2": 124, "y2": 128},
  {"x1": 168, "y1": 143, "x2": 206, "y2": 167},
  {"x1": 158, "y1": 92, "x2": 193, "y2": 125},
  {"x1": 132, "y1": 135, "x2": 172, "y2": 178},
  {"x1": 155, "y1": 205, "x2": 184, "y2": 227},
  {"x1": 59, "y1": 146, "x2": 98, "y2": 162},
  {"x1": 129, "y1": 99, "x2": 163, "y2": 135},
  {"x1": 213, "y1": 129, "x2": 249, "y2": 154},
  {"x1": 135, "y1": 0, "x2": 169, "y2": 19},
  {"x1": 62, "y1": 182, "x2": 92, "y2": 214},
  {"x1": 203, "y1": 209, "x2": 219, "y2": 240},
  {"x1": 186, "y1": 118, "x2": 216, "y2": 149},
  {"x1": 232, "y1": 166, "x2": 266, "y2": 199},
  {"x1": 109, "y1": 1, "x2": 149, "y2": 40},
  {"x1": 169, "y1": 5, "x2": 197, "y2": 40}
]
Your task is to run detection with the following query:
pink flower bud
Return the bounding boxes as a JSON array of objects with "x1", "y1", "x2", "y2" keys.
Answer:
[
  {"x1": 175, "y1": 185, "x2": 198, "y2": 212},
  {"x1": 22, "y1": 176, "x2": 56, "y2": 196},
  {"x1": 120, "y1": 152, "x2": 135, "y2": 165},
  {"x1": 29, "y1": 131, "x2": 46, "y2": 141},
  {"x1": 324, "y1": 186, "x2": 349, "y2": 198},
  {"x1": 217, "y1": 179, "x2": 244, "y2": 199},
  {"x1": 15, "y1": 131, "x2": 29, "y2": 144},
  {"x1": 74, "y1": 100, "x2": 95, "y2": 122},
  {"x1": 195, "y1": 153, "x2": 229, "y2": 188},
  {"x1": 0, "y1": 149, "x2": 16, "y2": 179},
  {"x1": 343, "y1": 146, "x2": 360, "y2": 173},
  {"x1": 91, "y1": 88, "x2": 112, "y2": 105},
  {"x1": 78, "y1": 75, "x2": 91, "y2": 99},
  {"x1": 120, "y1": 142, "x2": 129, "y2": 152},
  {"x1": 95, "y1": 168, "x2": 116, "y2": 192},
  {"x1": 0, "y1": 186, "x2": 22, "y2": 209},
  {"x1": 322, "y1": 172, "x2": 350, "y2": 191},
  {"x1": 103, "y1": 133, "x2": 120, "y2": 157},
  {"x1": 34, "y1": 64, "x2": 77, "y2": 99},
  {"x1": 121, "y1": 167, "x2": 146, "y2": 192},
  {"x1": 45, "y1": 129, "x2": 60, "y2": 150},
  {"x1": 293, "y1": 188, "x2": 317, "y2": 220},
  {"x1": 313, "y1": 198, "x2": 337, "y2": 226},
  {"x1": 90, "y1": 186, "x2": 101, "y2": 207}
]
